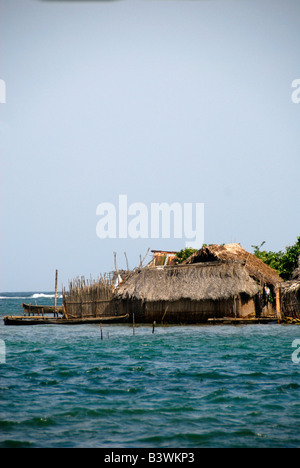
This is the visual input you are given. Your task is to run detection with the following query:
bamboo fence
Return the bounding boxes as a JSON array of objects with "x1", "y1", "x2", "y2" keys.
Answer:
[{"x1": 63, "y1": 273, "x2": 118, "y2": 319}]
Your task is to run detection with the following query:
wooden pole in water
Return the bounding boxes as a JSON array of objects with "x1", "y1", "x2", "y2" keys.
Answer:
[
  {"x1": 100, "y1": 322, "x2": 103, "y2": 340},
  {"x1": 54, "y1": 269, "x2": 58, "y2": 317},
  {"x1": 132, "y1": 311, "x2": 135, "y2": 336},
  {"x1": 152, "y1": 321, "x2": 156, "y2": 334}
]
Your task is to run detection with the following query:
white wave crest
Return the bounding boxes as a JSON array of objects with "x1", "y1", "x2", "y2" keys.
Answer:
[
  {"x1": 30, "y1": 293, "x2": 62, "y2": 299},
  {"x1": 0, "y1": 293, "x2": 62, "y2": 300},
  {"x1": 0, "y1": 295, "x2": 28, "y2": 300}
]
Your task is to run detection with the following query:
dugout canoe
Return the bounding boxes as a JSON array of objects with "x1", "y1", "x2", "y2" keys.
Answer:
[
  {"x1": 21, "y1": 302, "x2": 63, "y2": 315},
  {"x1": 3, "y1": 314, "x2": 129, "y2": 326}
]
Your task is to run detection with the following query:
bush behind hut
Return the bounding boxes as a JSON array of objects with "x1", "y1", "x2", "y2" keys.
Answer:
[{"x1": 252, "y1": 236, "x2": 300, "y2": 280}]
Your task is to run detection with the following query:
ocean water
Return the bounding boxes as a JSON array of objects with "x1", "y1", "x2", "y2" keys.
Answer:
[{"x1": 1, "y1": 293, "x2": 300, "y2": 448}]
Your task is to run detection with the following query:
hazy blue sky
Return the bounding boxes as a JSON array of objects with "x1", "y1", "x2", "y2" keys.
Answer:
[{"x1": 1, "y1": 0, "x2": 299, "y2": 291}]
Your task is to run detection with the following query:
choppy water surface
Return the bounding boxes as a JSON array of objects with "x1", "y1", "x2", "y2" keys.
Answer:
[{"x1": 1, "y1": 293, "x2": 300, "y2": 448}]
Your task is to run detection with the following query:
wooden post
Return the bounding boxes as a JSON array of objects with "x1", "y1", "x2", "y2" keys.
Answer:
[
  {"x1": 62, "y1": 301, "x2": 68, "y2": 320},
  {"x1": 113, "y1": 252, "x2": 119, "y2": 275},
  {"x1": 152, "y1": 321, "x2": 156, "y2": 334},
  {"x1": 233, "y1": 295, "x2": 237, "y2": 319},
  {"x1": 132, "y1": 311, "x2": 135, "y2": 336},
  {"x1": 139, "y1": 247, "x2": 151, "y2": 268},
  {"x1": 100, "y1": 322, "x2": 103, "y2": 340},
  {"x1": 276, "y1": 286, "x2": 283, "y2": 322},
  {"x1": 161, "y1": 304, "x2": 169, "y2": 323},
  {"x1": 124, "y1": 252, "x2": 129, "y2": 271},
  {"x1": 54, "y1": 269, "x2": 58, "y2": 317}
]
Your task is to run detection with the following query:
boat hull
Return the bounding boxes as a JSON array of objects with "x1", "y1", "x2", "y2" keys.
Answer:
[
  {"x1": 22, "y1": 302, "x2": 63, "y2": 315},
  {"x1": 3, "y1": 314, "x2": 129, "y2": 326}
]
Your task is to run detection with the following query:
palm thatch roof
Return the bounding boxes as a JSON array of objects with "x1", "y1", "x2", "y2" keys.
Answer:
[
  {"x1": 115, "y1": 243, "x2": 282, "y2": 304},
  {"x1": 281, "y1": 256, "x2": 300, "y2": 317},
  {"x1": 115, "y1": 260, "x2": 261, "y2": 302},
  {"x1": 182, "y1": 243, "x2": 282, "y2": 286}
]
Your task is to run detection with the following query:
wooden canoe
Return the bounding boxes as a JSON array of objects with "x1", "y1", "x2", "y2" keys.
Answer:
[
  {"x1": 3, "y1": 314, "x2": 129, "y2": 326},
  {"x1": 22, "y1": 302, "x2": 63, "y2": 315},
  {"x1": 207, "y1": 317, "x2": 278, "y2": 324}
]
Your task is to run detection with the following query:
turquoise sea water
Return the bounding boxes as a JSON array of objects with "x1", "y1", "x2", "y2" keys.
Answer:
[{"x1": 1, "y1": 293, "x2": 300, "y2": 448}]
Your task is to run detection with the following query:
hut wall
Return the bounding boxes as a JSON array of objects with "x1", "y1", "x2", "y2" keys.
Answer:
[
  {"x1": 260, "y1": 302, "x2": 277, "y2": 318},
  {"x1": 239, "y1": 294, "x2": 256, "y2": 318},
  {"x1": 238, "y1": 293, "x2": 277, "y2": 318},
  {"x1": 281, "y1": 284, "x2": 300, "y2": 319},
  {"x1": 117, "y1": 292, "x2": 277, "y2": 323},
  {"x1": 117, "y1": 296, "x2": 259, "y2": 323}
]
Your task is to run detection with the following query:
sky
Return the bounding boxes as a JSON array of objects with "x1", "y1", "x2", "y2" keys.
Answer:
[{"x1": 1, "y1": 0, "x2": 299, "y2": 291}]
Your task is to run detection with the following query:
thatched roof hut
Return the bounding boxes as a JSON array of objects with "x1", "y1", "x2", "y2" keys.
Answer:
[
  {"x1": 182, "y1": 243, "x2": 282, "y2": 287},
  {"x1": 115, "y1": 244, "x2": 282, "y2": 323}
]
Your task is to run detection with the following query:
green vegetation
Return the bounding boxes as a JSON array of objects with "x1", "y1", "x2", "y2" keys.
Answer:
[
  {"x1": 252, "y1": 237, "x2": 300, "y2": 280},
  {"x1": 174, "y1": 247, "x2": 197, "y2": 265}
]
